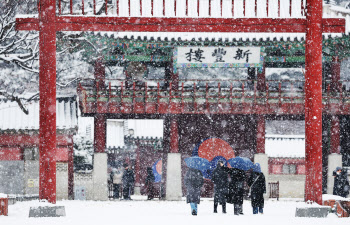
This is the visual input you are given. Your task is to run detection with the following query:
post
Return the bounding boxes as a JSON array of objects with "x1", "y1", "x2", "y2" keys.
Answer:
[
  {"x1": 134, "y1": 145, "x2": 141, "y2": 195},
  {"x1": 305, "y1": 0, "x2": 323, "y2": 204},
  {"x1": 257, "y1": 64, "x2": 266, "y2": 92},
  {"x1": 170, "y1": 117, "x2": 179, "y2": 153},
  {"x1": 166, "y1": 116, "x2": 182, "y2": 200},
  {"x1": 39, "y1": 0, "x2": 57, "y2": 204},
  {"x1": 327, "y1": 116, "x2": 342, "y2": 194},
  {"x1": 331, "y1": 56, "x2": 341, "y2": 93},
  {"x1": 94, "y1": 114, "x2": 107, "y2": 153},
  {"x1": 257, "y1": 115, "x2": 265, "y2": 154}
]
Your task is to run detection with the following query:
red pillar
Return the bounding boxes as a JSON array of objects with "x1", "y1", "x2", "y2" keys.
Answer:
[
  {"x1": 94, "y1": 114, "x2": 106, "y2": 153},
  {"x1": 257, "y1": 64, "x2": 266, "y2": 92},
  {"x1": 257, "y1": 115, "x2": 265, "y2": 154},
  {"x1": 331, "y1": 56, "x2": 341, "y2": 92},
  {"x1": 39, "y1": 0, "x2": 57, "y2": 204},
  {"x1": 305, "y1": 0, "x2": 323, "y2": 204},
  {"x1": 330, "y1": 116, "x2": 340, "y2": 154},
  {"x1": 135, "y1": 145, "x2": 141, "y2": 187},
  {"x1": 170, "y1": 117, "x2": 179, "y2": 153},
  {"x1": 95, "y1": 57, "x2": 105, "y2": 92}
]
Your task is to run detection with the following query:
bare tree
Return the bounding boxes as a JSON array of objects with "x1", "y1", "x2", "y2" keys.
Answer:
[{"x1": 0, "y1": 1, "x2": 98, "y2": 113}]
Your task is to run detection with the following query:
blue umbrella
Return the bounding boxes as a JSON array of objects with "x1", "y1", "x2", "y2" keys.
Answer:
[
  {"x1": 253, "y1": 163, "x2": 261, "y2": 173},
  {"x1": 227, "y1": 157, "x2": 254, "y2": 171},
  {"x1": 184, "y1": 156, "x2": 210, "y2": 172}
]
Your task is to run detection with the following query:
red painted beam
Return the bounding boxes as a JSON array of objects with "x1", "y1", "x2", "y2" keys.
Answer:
[
  {"x1": 304, "y1": 0, "x2": 323, "y2": 205},
  {"x1": 16, "y1": 17, "x2": 345, "y2": 33},
  {"x1": 0, "y1": 134, "x2": 73, "y2": 146}
]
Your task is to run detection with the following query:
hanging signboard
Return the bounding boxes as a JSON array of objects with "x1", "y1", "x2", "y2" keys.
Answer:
[{"x1": 174, "y1": 46, "x2": 264, "y2": 70}]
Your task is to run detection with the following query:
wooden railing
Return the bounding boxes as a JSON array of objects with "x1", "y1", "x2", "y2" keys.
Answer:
[{"x1": 78, "y1": 79, "x2": 350, "y2": 115}]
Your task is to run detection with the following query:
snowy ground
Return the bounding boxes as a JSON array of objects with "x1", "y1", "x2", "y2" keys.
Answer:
[{"x1": 3, "y1": 198, "x2": 350, "y2": 225}]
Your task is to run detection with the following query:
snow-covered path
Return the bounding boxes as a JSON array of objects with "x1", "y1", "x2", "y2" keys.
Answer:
[{"x1": 2, "y1": 198, "x2": 350, "y2": 225}]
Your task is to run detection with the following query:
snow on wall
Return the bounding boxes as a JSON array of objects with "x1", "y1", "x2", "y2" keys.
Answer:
[
  {"x1": 127, "y1": 119, "x2": 163, "y2": 138},
  {"x1": 265, "y1": 135, "x2": 305, "y2": 158},
  {"x1": 0, "y1": 99, "x2": 77, "y2": 130},
  {"x1": 107, "y1": 120, "x2": 124, "y2": 147}
]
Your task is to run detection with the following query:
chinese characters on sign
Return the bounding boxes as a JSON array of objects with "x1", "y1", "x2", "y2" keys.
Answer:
[{"x1": 176, "y1": 46, "x2": 262, "y2": 67}]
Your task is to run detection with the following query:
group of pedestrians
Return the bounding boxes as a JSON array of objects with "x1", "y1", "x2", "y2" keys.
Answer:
[
  {"x1": 185, "y1": 160, "x2": 266, "y2": 216},
  {"x1": 110, "y1": 164, "x2": 156, "y2": 200},
  {"x1": 110, "y1": 163, "x2": 135, "y2": 200}
]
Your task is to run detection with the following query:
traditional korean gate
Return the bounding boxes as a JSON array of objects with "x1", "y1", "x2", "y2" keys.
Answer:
[{"x1": 16, "y1": 0, "x2": 345, "y2": 204}]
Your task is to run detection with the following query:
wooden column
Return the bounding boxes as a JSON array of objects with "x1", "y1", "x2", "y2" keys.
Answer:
[
  {"x1": 256, "y1": 115, "x2": 265, "y2": 154},
  {"x1": 135, "y1": 145, "x2": 141, "y2": 187},
  {"x1": 94, "y1": 114, "x2": 106, "y2": 153},
  {"x1": 331, "y1": 56, "x2": 341, "y2": 93},
  {"x1": 305, "y1": 0, "x2": 323, "y2": 205},
  {"x1": 257, "y1": 64, "x2": 266, "y2": 92},
  {"x1": 330, "y1": 116, "x2": 340, "y2": 154},
  {"x1": 170, "y1": 117, "x2": 179, "y2": 153},
  {"x1": 94, "y1": 57, "x2": 105, "y2": 92},
  {"x1": 38, "y1": 0, "x2": 57, "y2": 204},
  {"x1": 94, "y1": 57, "x2": 106, "y2": 153}
]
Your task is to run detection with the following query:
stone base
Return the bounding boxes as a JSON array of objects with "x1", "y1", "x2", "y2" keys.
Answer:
[
  {"x1": 295, "y1": 206, "x2": 330, "y2": 218},
  {"x1": 134, "y1": 186, "x2": 141, "y2": 195},
  {"x1": 92, "y1": 153, "x2": 108, "y2": 201},
  {"x1": 29, "y1": 206, "x2": 66, "y2": 217},
  {"x1": 166, "y1": 153, "x2": 182, "y2": 201}
]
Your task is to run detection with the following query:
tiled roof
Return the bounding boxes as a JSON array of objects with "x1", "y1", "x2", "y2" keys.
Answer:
[{"x1": 0, "y1": 97, "x2": 78, "y2": 131}]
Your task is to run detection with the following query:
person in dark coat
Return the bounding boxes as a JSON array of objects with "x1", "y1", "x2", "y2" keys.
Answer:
[
  {"x1": 145, "y1": 167, "x2": 155, "y2": 200},
  {"x1": 248, "y1": 163, "x2": 266, "y2": 214},
  {"x1": 227, "y1": 167, "x2": 246, "y2": 215},
  {"x1": 184, "y1": 168, "x2": 204, "y2": 216},
  {"x1": 122, "y1": 163, "x2": 135, "y2": 200},
  {"x1": 333, "y1": 167, "x2": 349, "y2": 198},
  {"x1": 211, "y1": 161, "x2": 229, "y2": 213}
]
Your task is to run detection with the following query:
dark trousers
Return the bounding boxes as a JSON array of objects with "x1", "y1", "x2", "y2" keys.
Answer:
[
  {"x1": 214, "y1": 202, "x2": 226, "y2": 213},
  {"x1": 113, "y1": 184, "x2": 120, "y2": 199},
  {"x1": 147, "y1": 182, "x2": 154, "y2": 200},
  {"x1": 123, "y1": 185, "x2": 131, "y2": 199},
  {"x1": 234, "y1": 204, "x2": 243, "y2": 215},
  {"x1": 253, "y1": 207, "x2": 263, "y2": 214}
]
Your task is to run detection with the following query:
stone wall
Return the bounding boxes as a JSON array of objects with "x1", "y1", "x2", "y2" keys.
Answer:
[
  {"x1": 0, "y1": 161, "x2": 24, "y2": 195},
  {"x1": 56, "y1": 163, "x2": 69, "y2": 200},
  {"x1": 74, "y1": 172, "x2": 93, "y2": 200}
]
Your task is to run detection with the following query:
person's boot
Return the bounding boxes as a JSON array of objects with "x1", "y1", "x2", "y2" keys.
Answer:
[
  {"x1": 192, "y1": 209, "x2": 197, "y2": 216},
  {"x1": 239, "y1": 205, "x2": 244, "y2": 215},
  {"x1": 222, "y1": 203, "x2": 226, "y2": 214},
  {"x1": 234, "y1": 204, "x2": 239, "y2": 215},
  {"x1": 214, "y1": 203, "x2": 218, "y2": 213}
]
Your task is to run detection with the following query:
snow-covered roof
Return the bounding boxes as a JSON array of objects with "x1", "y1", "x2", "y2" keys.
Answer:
[
  {"x1": 265, "y1": 134, "x2": 305, "y2": 158},
  {"x1": 0, "y1": 97, "x2": 78, "y2": 131}
]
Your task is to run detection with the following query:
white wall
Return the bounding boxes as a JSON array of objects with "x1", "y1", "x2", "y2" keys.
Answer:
[{"x1": 268, "y1": 174, "x2": 305, "y2": 199}]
